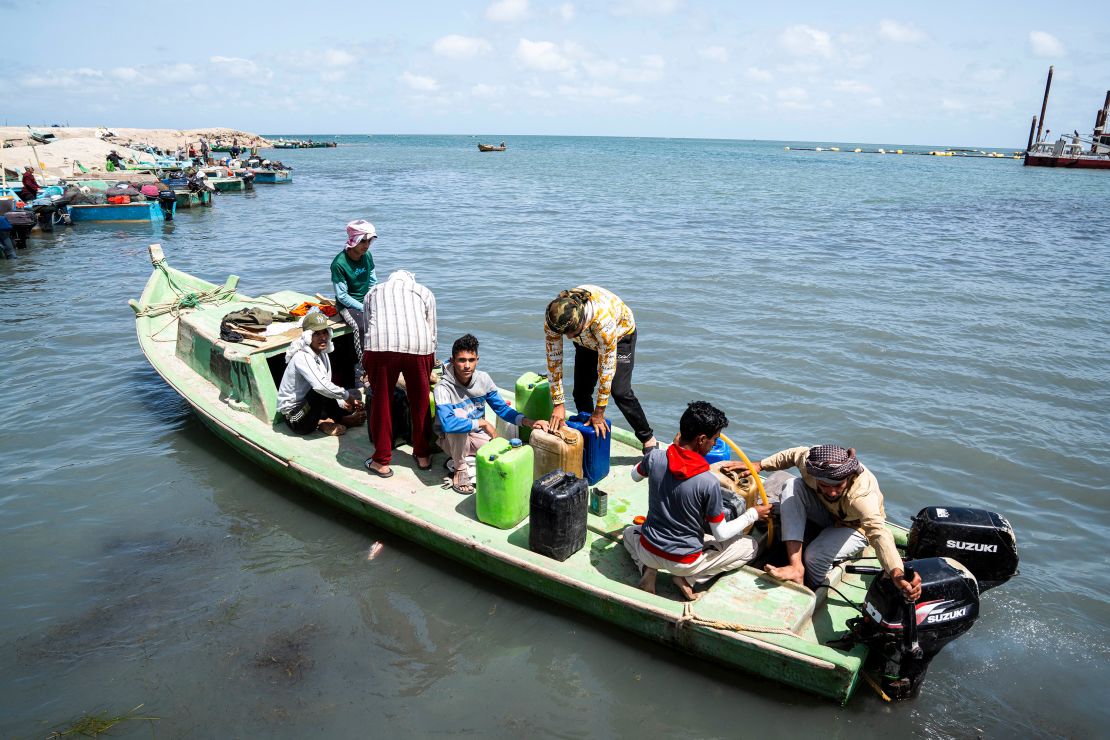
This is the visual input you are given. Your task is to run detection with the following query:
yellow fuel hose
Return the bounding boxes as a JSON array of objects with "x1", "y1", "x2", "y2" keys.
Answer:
[{"x1": 719, "y1": 433, "x2": 773, "y2": 546}]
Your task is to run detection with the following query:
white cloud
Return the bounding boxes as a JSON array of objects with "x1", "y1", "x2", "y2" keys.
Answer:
[
  {"x1": 189, "y1": 84, "x2": 208, "y2": 97},
  {"x1": 556, "y1": 3, "x2": 574, "y2": 21},
  {"x1": 111, "y1": 67, "x2": 139, "y2": 81},
  {"x1": 208, "y1": 57, "x2": 265, "y2": 81},
  {"x1": 401, "y1": 71, "x2": 439, "y2": 92},
  {"x1": 433, "y1": 34, "x2": 493, "y2": 59},
  {"x1": 833, "y1": 80, "x2": 873, "y2": 94},
  {"x1": 323, "y1": 49, "x2": 356, "y2": 67},
  {"x1": 699, "y1": 46, "x2": 728, "y2": 63},
  {"x1": 713, "y1": 93, "x2": 732, "y2": 104},
  {"x1": 878, "y1": 20, "x2": 926, "y2": 43},
  {"x1": 157, "y1": 63, "x2": 198, "y2": 82},
  {"x1": 612, "y1": 0, "x2": 679, "y2": 16},
  {"x1": 557, "y1": 83, "x2": 641, "y2": 104},
  {"x1": 777, "y1": 86, "x2": 811, "y2": 109},
  {"x1": 1029, "y1": 31, "x2": 1065, "y2": 57},
  {"x1": 941, "y1": 98, "x2": 967, "y2": 110},
  {"x1": 486, "y1": 0, "x2": 528, "y2": 22},
  {"x1": 745, "y1": 67, "x2": 773, "y2": 82},
  {"x1": 779, "y1": 25, "x2": 833, "y2": 58},
  {"x1": 471, "y1": 83, "x2": 503, "y2": 98},
  {"x1": 516, "y1": 38, "x2": 574, "y2": 73}
]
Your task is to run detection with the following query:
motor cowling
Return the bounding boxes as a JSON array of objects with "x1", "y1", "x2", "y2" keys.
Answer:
[
  {"x1": 850, "y1": 557, "x2": 980, "y2": 700},
  {"x1": 906, "y1": 507, "x2": 1019, "y2": 592}
]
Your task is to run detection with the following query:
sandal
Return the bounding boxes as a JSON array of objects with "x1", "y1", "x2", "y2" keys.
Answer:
[
  {"x1": 364, "y1": 458, "x2": 394, "y2": 478},
  {"x1": 450, "y1": 469, "x2": 474, "y2": 495}
]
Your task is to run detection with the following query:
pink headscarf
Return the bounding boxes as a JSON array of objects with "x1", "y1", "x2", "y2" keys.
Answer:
[{"x1": 346, "y1": 219, "x2": 377, "y2": 249}]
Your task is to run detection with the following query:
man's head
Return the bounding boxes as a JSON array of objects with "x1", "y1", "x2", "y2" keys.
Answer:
[
  {"x1": 678, "y1": 401, "x2": 729, "y2": 455},
  {"x1": 545, "y1": 288, "x2": 590, "y2": 338},
  {"x1": 450, "y1": 334, "x2": 480, "y2": 385},
  {"x1": 302, "y1": 312, "x2": 330, "y2": 353},
  {"x1": 24, "y1": 166, "x2": 33, "y2": 173},
  {"x1": 805, "y1": 445, "x2": 860, "y2": 501},
  {"x1": 345, "y1": 219, "x2": 376, "y2": 259}
]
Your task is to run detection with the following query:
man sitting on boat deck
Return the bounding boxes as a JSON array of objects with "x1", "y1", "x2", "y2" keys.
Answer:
[
  {"x1": 362, "y1": 269, "x2": 437, "y2": 478},
  {"x1": 624, "y1": 402, "x2": 771, "y2": 601},
  {"x1": 741, "y1": 445, "x2": 921, "y2": 599},
  {"x1": 332, "y1": 220, "x2": 377, "y2": 383},
  {"x1": 277, "y1": 312, "x2": 365, "y2": 436},
  {"x1": 434, "y1": 334, "x2": 550, "y2": 494},
  {"x1": 19, "y1": 166, "x2": 39, "y2": 201},
  {"x1": 544, "y1": 285, "x2": 658, "y2": 451}
]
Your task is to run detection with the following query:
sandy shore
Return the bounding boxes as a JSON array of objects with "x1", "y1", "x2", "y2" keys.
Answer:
[{"x1": 0, "y1": 126, "x2": 269, "y2": 179}]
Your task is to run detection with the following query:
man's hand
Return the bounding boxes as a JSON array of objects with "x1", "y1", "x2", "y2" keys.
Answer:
[
  {"x1": 343, "y1": 396, "x2": 363, "y2": 411},
  {"x1": 892, "y1": 569, "x2": 922, "y2": 601},
  {"x1": 550, "y1": 403, "x2": 566, "y2": 431},
  {"x1": 529, "y1": 418, "x2": 551, "y2": 432},
  {"x1": 478, "y1": 418, "x2": 497, "y2": 438},
  {"x1": 589, "y1": 407, "x2": 608, "y2": 438},
  {"x1": 752, "y1": 503, "x2": 773, "y2": 521},
  {"x1": 723, "y1": 460, "x2": 760, "y2": 477}
]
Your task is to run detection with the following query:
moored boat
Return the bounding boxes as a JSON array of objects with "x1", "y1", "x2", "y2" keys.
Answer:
[
  {"x1": 130, "y1": 246, "x2": 1020, "y2": 704},
  {"x1": 251, "y1": 168, "x2": 292, "y2": 184},
  {"x1": 69, "y1": 201, "x2": 170, "y2": 223},
  {"x1": 173, "y1": 189, "x2": 212, "y2": 208},
  {"x1": 1024, "y1": 66, "x2": 1110, "y2": 170}
]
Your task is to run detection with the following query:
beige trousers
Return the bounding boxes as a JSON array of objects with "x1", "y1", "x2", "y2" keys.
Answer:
[
  {"x1": 622, "y1": 525, "x2": 760, "y2": 587},
  {"x1": 438, "y1": 430, "x2": 491, "y2": 481}
]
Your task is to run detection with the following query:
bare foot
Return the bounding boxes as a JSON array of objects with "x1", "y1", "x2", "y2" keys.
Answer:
[
  {"x1": 638, "y1": 567, "x2": 658, "y2": 594},
  {"x1": 341, "y1": 411, "x2": 365, "y2": 427},
  {"x1": 764, "y1": 563, "x2": 805, "y2": 585},
  {"x1": 672, "y1": 575, "x2": 702, "y2": 601},
  {"x1": 319, "y1": 422, "x2": 347, "y2": 436}
]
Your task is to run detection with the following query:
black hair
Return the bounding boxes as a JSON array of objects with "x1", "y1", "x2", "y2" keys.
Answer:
[
  {"x1": 678, "y1": 401, "x2": 728, "y2": 441},
  {"x1": 451, "y1": 333, "x2": 480, "y2": 357}
]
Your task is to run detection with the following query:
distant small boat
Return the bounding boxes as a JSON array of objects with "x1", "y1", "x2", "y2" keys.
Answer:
[
  {"x1": 27, "y1": 126, "x2": 56, "y2": 144},
  {"x1": 478, "y1": 143, "x2": 507, "y2": 152}
]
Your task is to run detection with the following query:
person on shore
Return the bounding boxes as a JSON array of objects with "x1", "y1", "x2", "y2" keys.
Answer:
[
  {"x1": 362, "y1": 269, "x2": 437, "y2": 478},
  {"x1": 623, "y1": 401, "x2": 771, "y2": 601},
  {"x1": 332, "y1": 220, "x2": 377, "y2": 382},
  {"x1": 19, "y1": 167, "x2": 39, "y2": 202},
  {"x1": 107, "y1": 150, "x2": 126, "y2": 171},
  {"x1": 739, "y1": 444, "x2": 921, "y2": 599},
  {"x1": 277, "y1": 313, "x2": 365, "y2": 436},
  {"x1": 200, "y1": 137, "x2": 210, "y2": 164},
  {"x1": 0, "y1": 215, "x2": 16, "y2": 259},
  {"x1": 544, "y1": 285, "x2": 658, "y2": 450},
  {"x1": 434, "y1": 334, "x2": 551, "y2": 494}
]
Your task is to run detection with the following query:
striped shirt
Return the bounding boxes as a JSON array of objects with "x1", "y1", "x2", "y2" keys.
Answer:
[
  {"x1": 545, "y1": 285, "x2": 636, "y2": 408},
  {"x1": 363, "y1": 270, "x2": 437, "y2": 355}
]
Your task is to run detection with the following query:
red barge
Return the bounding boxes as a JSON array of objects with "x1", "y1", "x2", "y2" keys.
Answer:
[{"x1": 1024, "y1": 66, "x2": 1110, "y2": 169}]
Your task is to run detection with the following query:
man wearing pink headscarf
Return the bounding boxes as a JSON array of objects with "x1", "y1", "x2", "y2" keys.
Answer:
[{"x1": 331, "y1": 219, "x2": 377, "y2": 382}]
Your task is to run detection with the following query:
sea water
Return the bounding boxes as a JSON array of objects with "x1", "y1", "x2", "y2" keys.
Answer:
[{"x1": 0, "y1": 135, "x2": 1107, "y2": 737}]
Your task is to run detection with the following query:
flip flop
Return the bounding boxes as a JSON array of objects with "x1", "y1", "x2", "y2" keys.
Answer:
[
  {"x1": 364, "y1": 458, "x2": 394, "y2": 478},
  {"x1": 451, "y1": 481, "x2": 475, "y2": 495},
  {"x1": 416, "y1": 457, "x2": 433, "y2": 471}
]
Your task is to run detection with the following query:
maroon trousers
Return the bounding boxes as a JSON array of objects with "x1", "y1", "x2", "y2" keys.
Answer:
[{"x1": 363, "y1": 350, "x2": 434, "y2": 465}]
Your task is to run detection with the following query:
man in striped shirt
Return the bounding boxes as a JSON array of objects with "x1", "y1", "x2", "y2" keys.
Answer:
[{"x1": 362, "y1": 270, "x2": 437, "y2": 478}]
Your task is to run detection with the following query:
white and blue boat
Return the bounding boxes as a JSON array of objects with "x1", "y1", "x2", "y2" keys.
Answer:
[{"x1": 68, "y1": 201, "x2": 172, "y2": 223}]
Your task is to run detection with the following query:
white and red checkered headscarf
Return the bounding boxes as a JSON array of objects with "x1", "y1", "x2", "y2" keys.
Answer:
[{"x1": 345, "y1": 219, "x2": 376, "y2": 249}]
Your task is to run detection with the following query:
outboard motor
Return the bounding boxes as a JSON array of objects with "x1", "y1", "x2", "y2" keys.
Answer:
[
  {"x1": 240, "y1": 170, "x2": 256, "y2": 190},
  {"x1": 157, "y1": 189, "x2": 177, "y2": 220},
  {"x1": 905, "y1": 507, "x2": 1019, "y2": 592},
  {"x1": 845, "y1": 507, "x2": 1018, "y2": 700},
  {"x1": 5, "y1": 208, "x2": 36, "y2": 247}
]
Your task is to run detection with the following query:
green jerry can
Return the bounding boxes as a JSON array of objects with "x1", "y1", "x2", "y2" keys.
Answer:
[
  {"x1": 514, "y1": 371, "x2": 554, "y2": 442},
  {"x1": 475, "y1": 437, "x2": 534, "y2": 529}
]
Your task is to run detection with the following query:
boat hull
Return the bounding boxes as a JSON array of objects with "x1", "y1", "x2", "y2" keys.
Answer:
[
  {"x1": 69, "y1": 202, "x2": 167, "y2": 222},
  {"x1": 209, "y1": 178, "x2": 245, "y2": 192},
  {"x1": 173, "y1": 190, "x2": 212, "y2": 208},
  {"x1": 1023, "y1": 153, "x2": 1110, "y2": 169},
  {"x1": 253, "y1": 170, "x2": 291, "y2": 184}
]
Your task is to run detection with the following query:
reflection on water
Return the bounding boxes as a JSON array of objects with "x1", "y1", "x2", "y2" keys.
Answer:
[{"x1": 0, "y1": 136, "x2": 1107, "y2": 736}]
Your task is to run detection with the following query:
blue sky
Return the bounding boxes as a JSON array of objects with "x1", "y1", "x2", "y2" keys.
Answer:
[{"x1": 1, "y1": 0, "x2": 1105, "y2": 147}]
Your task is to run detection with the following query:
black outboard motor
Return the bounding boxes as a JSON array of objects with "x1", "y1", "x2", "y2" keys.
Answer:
[
  {"x1": 5, "y1": 209, "x2": 36, "y2": 247},
  {"x1": 847, "y1": 558, "x2": 980, "y2": 700},
  {"x1": 846, "y1": 507, "x2": 1018, "y2": 700},
  {"x1": 240, "y1": 170, "x2": 255, "y2": 190},
  {"x1": 157, "y1": 189, "x2": 177, "y2": 220},
  {"x1": 905, "y1": 507, "x2": 1019, "y2": 592}
]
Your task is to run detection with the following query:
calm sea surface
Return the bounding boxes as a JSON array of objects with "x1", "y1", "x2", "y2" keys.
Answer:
[{"x1": 1, "y1": 136, "x2": 1107, "y2": 738}]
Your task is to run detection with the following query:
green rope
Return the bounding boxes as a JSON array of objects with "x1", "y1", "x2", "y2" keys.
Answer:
[{"x1": 135, "y1": 260, "x2": 237, "y2": 319}]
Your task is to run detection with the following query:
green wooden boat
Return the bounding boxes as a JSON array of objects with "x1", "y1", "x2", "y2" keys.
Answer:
[
  {"x1": 130, "y1": 245, "x2": 915, "y2": 704},
  {"x1": 173, "y1": 189, "x2": 212, "y2": 208}
]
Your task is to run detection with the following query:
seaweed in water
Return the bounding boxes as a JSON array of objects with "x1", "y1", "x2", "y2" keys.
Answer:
[
  {"x1": 252, "y1": 624, "x2": 317, "y2": 684},
  {"x1": 47, "y1": 704, "x2": 158, "y2": 737}
]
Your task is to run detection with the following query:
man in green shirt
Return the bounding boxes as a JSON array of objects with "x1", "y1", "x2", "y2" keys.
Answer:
[{"x1": 332, "y1": 219, "x2": 377, "y2": 382}]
